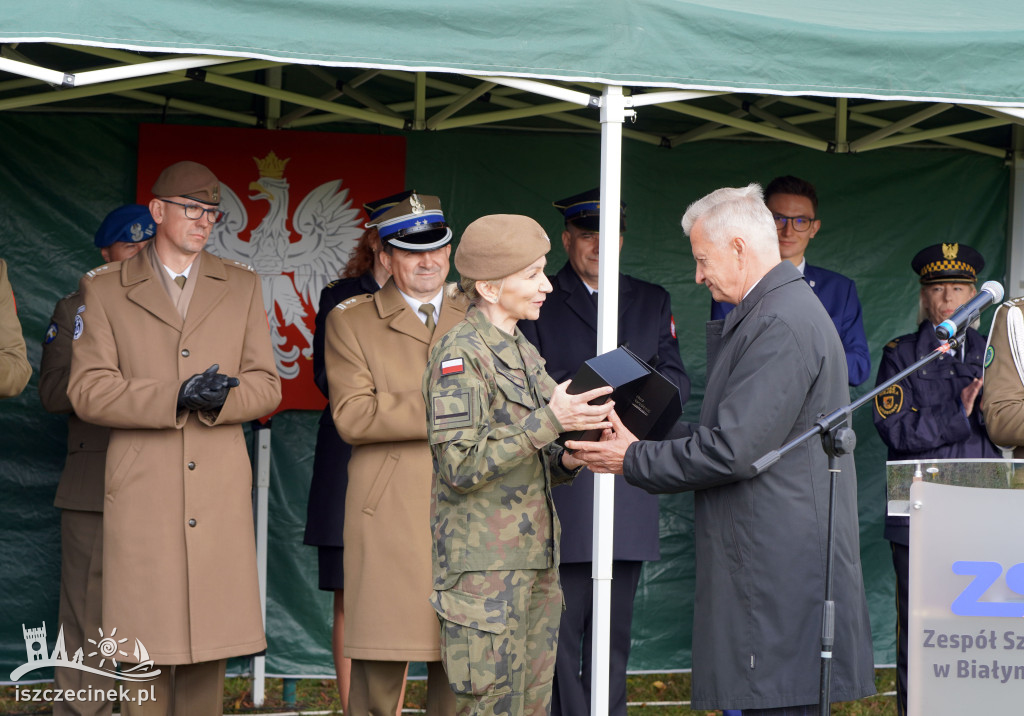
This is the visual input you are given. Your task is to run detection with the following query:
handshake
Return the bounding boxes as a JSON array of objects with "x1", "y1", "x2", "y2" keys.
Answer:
[{"x1": 177, "y1": 364, "x2": 240, "y2": 411}]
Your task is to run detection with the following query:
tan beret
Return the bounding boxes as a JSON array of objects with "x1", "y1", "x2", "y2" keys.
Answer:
[
  {"x1": 151, "y1": 161, "x2": 221, "y2": 205},
  {"x1": 455, "y1": 214, "x2": 550, "y2": 281}
]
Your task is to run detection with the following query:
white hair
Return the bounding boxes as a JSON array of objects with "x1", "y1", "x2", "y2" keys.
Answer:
[{"x1": 681, "y1": 183, "x2": 778, "y2": 254}]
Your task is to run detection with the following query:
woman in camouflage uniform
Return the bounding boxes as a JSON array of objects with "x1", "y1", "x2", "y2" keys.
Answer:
[{"x1": 422, "y1": 214, "x2": 613, "y2": 716}]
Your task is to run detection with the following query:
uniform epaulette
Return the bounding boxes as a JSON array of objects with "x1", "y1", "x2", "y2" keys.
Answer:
[
  {"x1": 885, "y1": 338, "x2": 901, "y2": 349},
  {"x1": 1000, "y1": 296, "x2": 1024, "y2": 309},
  {"x1": 61, "y1": 289, "x2": 81, "y2": 301},
  {"x1": 332, "y1": 293, "x2": 374, "y2": 314},
  {"x1": 84, "y1": 263, "x2": 116, "y2": 279},
  {"x1": 325, "y1": 279, "x2": 340, "y2": 289},
  {"x1": 224, "y1": 259, "x2": 256, "y2": 272}
]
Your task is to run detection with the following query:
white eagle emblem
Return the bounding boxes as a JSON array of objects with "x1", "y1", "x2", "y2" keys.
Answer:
[{"x1": 204, "y1": 151, "x2": 364, "y2": 380}]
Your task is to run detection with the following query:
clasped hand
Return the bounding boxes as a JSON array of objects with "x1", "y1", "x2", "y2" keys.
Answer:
[
  {"x1": 177, "y1": 364, "x2": 240, "y2": 411},
  {"x1": 564, "y1": 409, "x2": 638, "y2": 475}
]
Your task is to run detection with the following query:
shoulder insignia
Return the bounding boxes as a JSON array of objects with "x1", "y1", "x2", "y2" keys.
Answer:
[
  {"x1": 73, "y1": 314, "x2": 84, "y2": 341},
  {"x1": 885, "y1": 339, "x2": 899, "y2": 349},
  {"x1": 61, "y1": 290, "x2": 80, "y2": 301},
  {"x1": 85, "y1": 263, "x2": 115, "y2": 279},
  {"x1": 326, "y1": 279, "x2": 340, "y2": 289},
  {"x1": 44, "y1": 322, "x2": 58, "y2": 344},
  {"x1": 441, "y1": 358, "x2": 465, "y2": 376},
  {"x1": 985, "y1": 345, "x2": 995, "y2": 368},
  {"x1": 875, "y1": 384, "x2": 903, "y2": 418},
  {"x1": 227, "y1": 259, "x2": 255, "y2": 272},
  {"x1": 333, "y1": 293, "x2": 373, "y2": 313}
]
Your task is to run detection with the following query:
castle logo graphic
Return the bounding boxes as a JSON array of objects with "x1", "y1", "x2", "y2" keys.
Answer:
[{"x1": 10, "y1": 623, "x2": 160, "y2": 682}]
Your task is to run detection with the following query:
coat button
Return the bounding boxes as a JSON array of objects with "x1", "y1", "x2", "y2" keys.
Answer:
[
  {"x1": 188, "y1": 461, "x2": 196, "y2": 470},
  {"x1": 181, "y1": 349, "x2": 190, "y2": 357},
  {"x1": 188, "y1": 519, "x2": 196, "y2": 527}
]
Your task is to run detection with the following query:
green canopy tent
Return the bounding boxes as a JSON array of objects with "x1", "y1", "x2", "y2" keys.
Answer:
[{"x1": 3, "y1": 1, "x2": 1024, "y2": 711}]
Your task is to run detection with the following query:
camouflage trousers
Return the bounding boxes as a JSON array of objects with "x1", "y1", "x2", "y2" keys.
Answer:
[{"x1": 432, "y1": 567, "x2": 561, "y2": 716}]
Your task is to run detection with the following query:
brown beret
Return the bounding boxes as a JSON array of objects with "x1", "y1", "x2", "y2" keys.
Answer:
[
  {"x1": 455, "y1": 214, "x2": 551, "y2": 281},
  {"x1": 151, "y1": 161, "x2": 221, "y2": 205}
]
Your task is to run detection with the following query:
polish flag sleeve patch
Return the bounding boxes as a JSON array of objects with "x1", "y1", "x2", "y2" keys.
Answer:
[{"x1": 441, "y1": 358, "x2": 465, "y2": 376}]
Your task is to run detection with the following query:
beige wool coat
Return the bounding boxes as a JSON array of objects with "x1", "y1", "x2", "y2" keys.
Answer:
[
  {"x1": 325, "y1": 278, "x2": 467, "y2": 661},
  {"x1": 67, "y1": 247, "x2": 281, "y2": 665},
  {"x1": 0, "y1": 258, "x2": 32, "y2": 399}
]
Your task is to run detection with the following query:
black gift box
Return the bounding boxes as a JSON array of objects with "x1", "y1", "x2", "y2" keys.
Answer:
[{"x1": 557, "y1": 345, "x2": 682, "y2": 446}]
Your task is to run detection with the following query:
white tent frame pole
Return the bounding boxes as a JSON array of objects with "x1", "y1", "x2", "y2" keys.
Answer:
[
  {"x1": 1008, "y1": 126, "x2": 1024, "y2": 302},
  {"x1": 252, "y1": 425, "x2": 272, "y2": 706},
  {"x1": 591, "y1": 83, "x2": 632, "y2": 716},
  {"x1": 0, "y1": 56, "x2": 66, "y2": 85}
]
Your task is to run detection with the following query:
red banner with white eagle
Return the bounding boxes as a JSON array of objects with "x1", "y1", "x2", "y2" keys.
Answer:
[{"x1": 137, "y1": 124, "x2": 406, "y2": 414}]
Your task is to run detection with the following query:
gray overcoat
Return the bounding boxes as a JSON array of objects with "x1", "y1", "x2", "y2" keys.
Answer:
[{"x1": 623, "y1": 261, "x2": 875, "y2": 710}]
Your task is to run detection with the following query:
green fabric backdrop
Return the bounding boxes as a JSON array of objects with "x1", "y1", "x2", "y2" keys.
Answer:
[{"x1": 0, "y1": 114, "x2": 1009, "y2": 679}]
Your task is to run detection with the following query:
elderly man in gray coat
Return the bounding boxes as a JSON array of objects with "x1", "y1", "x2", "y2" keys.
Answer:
[{"x1": 567, "y1": 184, "x2": 875, "y2": 715}]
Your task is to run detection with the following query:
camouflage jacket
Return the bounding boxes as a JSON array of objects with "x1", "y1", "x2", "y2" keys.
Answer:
[{"x1": 422, "y1": 304, "x2": 577, "y2": 590}]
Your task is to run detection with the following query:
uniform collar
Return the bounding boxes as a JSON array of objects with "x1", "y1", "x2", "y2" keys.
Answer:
[{"x1": 466, "y1": 304, "x2": 525, "y2": 369}]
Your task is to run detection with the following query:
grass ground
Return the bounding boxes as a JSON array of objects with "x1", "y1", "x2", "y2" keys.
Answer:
[{"x1": 0, "y1": 669, "x2": 899, "y2": 715}]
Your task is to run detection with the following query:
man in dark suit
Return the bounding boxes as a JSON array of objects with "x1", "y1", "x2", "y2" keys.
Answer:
[
  {"x1": 519, "y1": 188, "x2": 689, "y2": 716},
  {"x1": 711, "y1": 175, "x2": 870, "y2": 387}
]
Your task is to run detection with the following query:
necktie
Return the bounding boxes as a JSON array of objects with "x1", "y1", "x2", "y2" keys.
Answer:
[
  {"x1": 174, "y1": 275, "x2": 187, "y2": 289},
  {"x1": 419, "y1": 303, "x2": 436, "y2": 333},
  {"x1": 590, "y1": 291, "x2": 598, "y2": 308}
]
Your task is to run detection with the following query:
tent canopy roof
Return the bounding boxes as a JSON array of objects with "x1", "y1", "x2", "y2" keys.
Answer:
[{"x1": 3, "y1": 0, "x2": 1024, "y2": 156}]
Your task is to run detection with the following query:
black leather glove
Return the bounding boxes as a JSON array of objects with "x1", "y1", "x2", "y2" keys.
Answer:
[{"x1": 177, "y1": 364, "x2": 241, "y2": 411}]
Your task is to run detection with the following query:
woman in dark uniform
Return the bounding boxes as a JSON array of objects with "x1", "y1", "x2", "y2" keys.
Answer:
[{"x1": 872, "y1": 242, "x2": 1001, "y2": 716}]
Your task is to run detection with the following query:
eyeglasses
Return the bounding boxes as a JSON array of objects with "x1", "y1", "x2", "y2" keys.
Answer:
[
  {"x1": 773, "y1": 214, "x2": 816, "y2": 232},
  {"x1": 160, "y1": 199, "x2": 223, "y2": 223}
]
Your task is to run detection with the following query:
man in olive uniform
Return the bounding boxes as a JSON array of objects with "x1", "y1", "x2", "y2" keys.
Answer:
[
  {"x1": 0, "y1": 258, "x2": 31, "y2": 398},
  {"x1": 324, "y1": 193, "x2": 463, "y2": 716},
  {"x1": 39, "y1": 204, "x2": 154, "y2": 716},
  {"x1": 984, "y1": 290, "x2": 1024, "y2": 455},
  {"x1": 68, "y1": 161, "x2": 281, "y2": 715}
]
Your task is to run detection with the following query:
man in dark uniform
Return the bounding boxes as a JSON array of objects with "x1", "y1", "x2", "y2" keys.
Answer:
[
  {"x1": 39, "y1": 204, "x2": 154, "y2": 716},
  {"x1": 519, "y1": 188, "x2": 689, "y2": 716},
  {"x1": 873, "y1": 242, "x2": 1000, "y2": 716},
  {"x1": 303, "y1": 190, "x2": 407, "y2": 712}
]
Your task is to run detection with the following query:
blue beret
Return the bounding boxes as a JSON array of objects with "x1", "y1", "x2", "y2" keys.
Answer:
[{"x1": 94, "y1": 205, "x2": 156, "y2": 248}]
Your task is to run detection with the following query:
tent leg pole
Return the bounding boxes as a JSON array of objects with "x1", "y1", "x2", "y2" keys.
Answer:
[
  {"x1": 591, "y1": 84, "x2": 632, "y2": 716},
  {"x1": 252, "y1": 422, "x2": 272, "y2": 706},
  {"x1": 1008, "y1": 127, "x2": 1024, "y2": 301}
]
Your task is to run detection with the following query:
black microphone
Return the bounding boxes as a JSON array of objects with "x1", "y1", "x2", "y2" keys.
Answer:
[{"x1": 934, "y1": 281, "x2": 1004, "y2": 341}]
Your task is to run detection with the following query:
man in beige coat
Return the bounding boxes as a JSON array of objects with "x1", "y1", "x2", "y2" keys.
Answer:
[
  {"x1": 68, "y1": 162, "x2": 281, "y2": 715},
  {"x1": 325, "y1": 193, "x2": 464, "y2": 716},
  {"x1": 40, "y1": 204, "x2": 154, "y2": 716},
  {"x1": 0, "y1": 257, "x2": 32, "y2": 399}
]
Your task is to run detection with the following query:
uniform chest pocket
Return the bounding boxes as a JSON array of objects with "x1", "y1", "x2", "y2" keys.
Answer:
[
  {"x1": 914, "y1": 367, "x2": 971, "y2": 404},
  {"x1": 494, "y1": 367, "x2": 534, "y2": 410}
]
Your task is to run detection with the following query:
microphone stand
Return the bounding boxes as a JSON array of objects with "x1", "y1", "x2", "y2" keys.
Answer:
[{"x1": 751, "y1": 330, "x2": 968, "y2": 716}]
